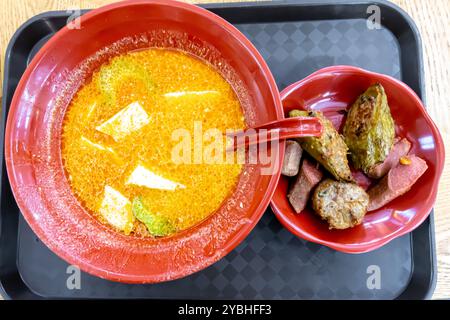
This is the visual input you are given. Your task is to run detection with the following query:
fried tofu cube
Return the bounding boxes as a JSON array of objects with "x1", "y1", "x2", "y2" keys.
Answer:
[
  {"x1": 126, "y1": 165, "x2": 185, "y2": 191},
  {"x1": 96, "y1": 101, "x2": 150, "y2": 141},
  {"x1": 99, "y1": 186, "x2": 134, "y2": 235},
  {"x1": 80, "y1": 136, "x2": 115, "y2": 154}
]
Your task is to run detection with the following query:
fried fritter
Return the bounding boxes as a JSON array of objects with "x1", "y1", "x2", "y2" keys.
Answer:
[{"x1": 312, "y1": 179, "x2": 369, "y2": 229}]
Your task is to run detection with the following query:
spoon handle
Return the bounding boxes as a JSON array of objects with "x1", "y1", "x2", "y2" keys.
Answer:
[{"x1": 227, "y1": 117, "x2": 322, "y2": 150}]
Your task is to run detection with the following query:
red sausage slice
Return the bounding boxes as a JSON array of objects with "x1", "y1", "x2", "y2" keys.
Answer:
[
  {"x1": 288, "y1": 158, "x2": 323, "y2": 213},
  {"x1": 368, "y1": 155, "x2": 428, "y2": 211},
  {"x1": 281, "y1": 140, "x2": 303, "y2": 177},
  {"x1": 367, "y1": 138, "x2": 411, "y2": 179}
]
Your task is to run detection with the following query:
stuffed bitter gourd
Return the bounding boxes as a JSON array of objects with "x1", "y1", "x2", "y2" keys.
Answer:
[
  {"x1": 289, "y1": 109, "x2": 353, "y2": 182},
  {"x1": 343, "y1": 83, "x2": 395, "y2": 173}
]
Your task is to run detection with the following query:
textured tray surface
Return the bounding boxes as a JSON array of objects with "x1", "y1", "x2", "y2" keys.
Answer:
[{"x1": 15, "y1": 17, "x2": 411, "y2": 299}]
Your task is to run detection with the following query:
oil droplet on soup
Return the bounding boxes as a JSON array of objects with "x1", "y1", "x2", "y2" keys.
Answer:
[{"x1": 62, "y1": 49, "x2": 245, "y2": 237}]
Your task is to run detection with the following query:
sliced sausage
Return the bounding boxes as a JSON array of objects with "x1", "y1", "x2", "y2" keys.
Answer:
[
  {"x1": 312, "y1": 179, "x2": 369, "y2": 229},
  {"x1": 368, "y1": 155, "x2": 428, "y2": 211},
  {"x1": 288, "y1": 158, "x2": 323, "y2": 213},
  {"x1": 367, "y1": 138, "x2": 411, "y2": 179},
  {"x1": 352, "y1": 169, "x2": 372, "y2": 191},
  {"x1": 281, "y1": 140, "x2": 303, "y2": 176}
]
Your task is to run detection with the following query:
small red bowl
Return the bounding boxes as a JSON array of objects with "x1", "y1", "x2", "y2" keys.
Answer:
[
  {"x1": 270, "y1": 65, "x2": 445, "y2": 254},
  {"x1": 5, "y1": 0, "x2": 283, "y2": 283}
]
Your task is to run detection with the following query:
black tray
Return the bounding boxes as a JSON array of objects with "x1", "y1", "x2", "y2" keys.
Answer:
[{"x1": 0, "y1": 0, "x2": 436, "y2": 299}]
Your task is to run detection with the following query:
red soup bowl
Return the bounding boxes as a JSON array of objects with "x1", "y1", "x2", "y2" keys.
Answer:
[
  {"x1": 270, "y1": 65, "x2": 445, "y2": 254},
  {"x1": 5, "y1": 0, "x2": 283, "y2": 283}
]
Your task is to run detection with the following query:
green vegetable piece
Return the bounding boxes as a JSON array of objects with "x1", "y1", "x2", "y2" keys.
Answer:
[
  {"x1": 96, "y1": 58, "x2": 154, "y2": 104},
  {"x1": 289, "y1": 109, "x2": 353, "y2": 182},
  {"x1": 288, "y1": 109, "x2": 309, "y2": 118},
  {"x1": 132, "y1": 197, "x2": 175, "y2": 237},
  {"x1": 343, "y1": 83, "x2": 395, "y2": 173}
]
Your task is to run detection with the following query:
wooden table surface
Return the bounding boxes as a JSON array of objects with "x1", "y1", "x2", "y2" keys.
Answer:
[{"x1": 0, "y1": 0, "x2": 448, "y2": 299}]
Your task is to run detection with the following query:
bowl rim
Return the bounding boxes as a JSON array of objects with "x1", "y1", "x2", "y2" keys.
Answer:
[
  {"x1": 270, "y1": 65, "x2": 445, "y2": 254},
  {"x1": 4, "y1": 0, "x2": 283, "y2": 283}
]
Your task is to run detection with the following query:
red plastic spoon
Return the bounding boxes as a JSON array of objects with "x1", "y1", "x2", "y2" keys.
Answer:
[{"x1": 226, "y1": 116, "x2": 322, "y2": 150}]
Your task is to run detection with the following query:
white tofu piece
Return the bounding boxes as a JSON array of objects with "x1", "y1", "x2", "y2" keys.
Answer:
[
  {"x1": 86, "y1": 102, "x2": 97, "y2": 119},
  {"x1": 163, "y1": 90, "x2": 219, "y2": 97},
  {"x1": 126, "y1": 165, "x2": 185, "y2": 191},
  {"x1": 95, "y1": 101, "x2": 150, "y2": 141},
  {"x1": 80, "y1": 136, "x2": 115, "y2": 154},
  {"x1": 98, "y1": 186, "x2": 134, "y2": 235}
]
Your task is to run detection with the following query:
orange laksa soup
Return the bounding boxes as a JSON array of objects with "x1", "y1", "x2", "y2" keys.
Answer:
[{"x1": 62, "y1": 48, "x2": 245, "y2": 237}]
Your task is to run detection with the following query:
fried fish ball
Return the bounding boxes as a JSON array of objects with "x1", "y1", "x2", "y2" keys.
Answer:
[{"x1": 312, "y1": 179, "x2": 369, "y2": 229}]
